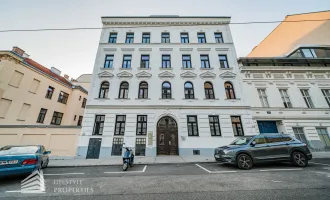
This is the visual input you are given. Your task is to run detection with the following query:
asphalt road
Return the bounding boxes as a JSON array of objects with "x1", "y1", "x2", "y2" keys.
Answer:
[{"x1": 0, "y1": 158, "x2": 330, "y2": 200}]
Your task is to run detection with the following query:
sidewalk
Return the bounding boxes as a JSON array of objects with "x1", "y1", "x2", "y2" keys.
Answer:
[{"x1": 48, "y1": 151, "x2": 330, "y2": 167}]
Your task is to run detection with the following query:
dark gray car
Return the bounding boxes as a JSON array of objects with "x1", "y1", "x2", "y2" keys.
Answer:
[{"x1": 214, "y1": 134, "x2": 312, "y2": 170}]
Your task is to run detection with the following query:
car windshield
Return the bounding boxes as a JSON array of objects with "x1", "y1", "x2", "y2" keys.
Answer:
[
  {"x1": 0, "y1": 146, "x2": 39, "y2": 155},
  {"x1": 230, "y1": 137, "x2": 253, "y2": 145}
]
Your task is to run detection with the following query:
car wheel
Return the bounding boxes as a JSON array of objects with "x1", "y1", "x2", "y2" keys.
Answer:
[
  {"x1": 237, "y1": 154, "x2": 253, "y2": 170},
  {"x1": 292, "y1": 151, "x2": 308, "y2": 167},
  {"x1": 42, "y1": 159, "x2": 49, "y2": 169}
]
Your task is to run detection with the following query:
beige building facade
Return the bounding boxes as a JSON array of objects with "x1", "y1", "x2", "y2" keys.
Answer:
[
  {"x1": 0, "y1": 47, "x2": 91, "y2": 158},
  {"x1": 248, "y1": 10, "x2": 330, "y2": 57}
]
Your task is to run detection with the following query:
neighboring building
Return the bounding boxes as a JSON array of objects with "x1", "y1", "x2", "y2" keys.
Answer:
[
  {"x1": 248, "y1": 10, "x2": 330, "y2": 57},
  {"x1": 77, "y1": 16, "x2": 255, "y2": 159},
  {"x1": 239, "y1": 48, "x2": 330, "y2": 150},
  {"x1": 0, "y1": 47, "x2": 90, "y2": 158},
  {"x1": 72, "y1": 74, "x2": 92, "y2": 92}
]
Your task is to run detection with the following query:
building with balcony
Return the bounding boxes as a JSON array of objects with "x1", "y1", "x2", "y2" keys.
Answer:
[
  {"x1": 0, "y1": 47, "x2": 90, "y2": 158},
  {"x1": 239, "y1": 50, "x2": 330, "y2": 150},
  {"x1": 77, "y1": 16, "x2": 255, "y2": 159}
]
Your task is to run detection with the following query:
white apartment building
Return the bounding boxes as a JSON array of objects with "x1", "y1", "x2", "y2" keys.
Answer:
[
  {"x1": 77, "y1": 16, "x2": 255, "y2": 159},
  {"x1": 239, "y1": 46, "x2": 330, "y2": 151}
]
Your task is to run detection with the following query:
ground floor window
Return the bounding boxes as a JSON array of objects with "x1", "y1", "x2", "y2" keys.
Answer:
[
  {"x1": 316, "y1": 128, "x2": 330, "y2": 148},
  {"x1": 292, "y1": 127, "x2": 309, "y2": 146},
  {"x1": 231, "y1": 116, "x2": 244, "y2": 136},
  {"x1": 111, "y1": 138, "x2": 124, "y2": 156},
  {"x1": 135, "y1": 138, "x2": 146, "y2": 156}
]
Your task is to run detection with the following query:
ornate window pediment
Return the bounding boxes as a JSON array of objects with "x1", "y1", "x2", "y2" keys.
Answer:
[
  {"x1": 158, "y1": 71, "x2": 175, "y2": 78},
  {"x1": 219, "y1": 71, "x2": 236, "y2": 79},
  {"x1": 98, "y1": 71, "x2": 114, "y2": 78},
  {"x1": 136, "y1": 71, "x2": 152, "y2": 78},
  {"x1": 180, "y1": 71, "x2": 197, "y2": 79},
  {"x1": 200, "y1": 71, "x2": 216, "y2": 79},
  {"x1": 117, "y1": 71, "x2": 133, "y2": 78}
]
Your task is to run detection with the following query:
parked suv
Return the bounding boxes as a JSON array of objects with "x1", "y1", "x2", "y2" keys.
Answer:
[{"x1": 214, "y1": 134, "x2": 312, "y2": 170}]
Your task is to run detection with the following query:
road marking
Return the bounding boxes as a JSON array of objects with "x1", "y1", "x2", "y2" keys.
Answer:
[
  {"x1": 44, "y1": 172, "x2": 85, "y2": 176},
  {"x1": 104, "y1": 165, "x2": 147, "y2": 174},
  {"x1": 5, "y1": 190, "x2": 21, "y2": 193},
  {"x1": 310, "y1": 162, "x2": 330, "y2": 166},
  {"x1": 272, "y1": 180, "x2": 283, "y2": 183},
  {"x1": 259, "y1": 168, "x2": 302, "y2": 172},
  {"x1": 195, "y1": 164, "x2": 211, "y2": 173}
]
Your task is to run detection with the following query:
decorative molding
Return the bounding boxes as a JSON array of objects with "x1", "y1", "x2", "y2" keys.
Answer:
[
  {"x1": 197, "y1": 48, "x2": 211, "y2": 51},
  {"x1": 98, "y1": 71, "x2": 114, "y2": 78},
  {"x1": 200, "y1": 71, "x2": 216, "y2": 79},
  {"x1": 265, "y1": 71, "x2": 271, "y2": 78},
  {"x1": 102, "y1": 20, "x2": 230, "y2": 26},
  {"x1": 253, "y1": 74, "x2": 263, "y2": 78},
  {"x1": 254, "y1": 83, "x2": 267, "y2": 87},
  {"x1": 117, "y1": 71, "x2": 133, "y2": 78},
  {"x1": 138, "y1": 48, "x2": 152, "y2": 51},
  {"x1": 306, "y1": 72, "x2": 313, "y2": 78},
  {"x1": 317, "y1": 83, "x2": 330, "y2": 87},
  {"x1": 219, "y1": 71, "x2": 236, "y2": 79},
  {"x1": 180, "y1": 71, "x2": 197, "y2": 79},
  {"x1": 245, "y1": 71, "x2": 251, "y2": 78},
  {"x1": 121, "y1": 48, "x2": 135, "y2": 51},
  {"x1": 158, "y1": 71, "x2": 175, "y2": 78},
  {"x1": 136, "y1": 71, "x2": 152, "y2": 78},
  {"x1": 297, "y1": 83, "x2": 310, "y2": 87},
  {"x1": 179, "y1": 48, "x2": 193, "y2": 51},
  {"x1": 275, "y1": 83, "x2": 288, "y2": 87},
  {"x1": 215, "y1": 48, "x2": 229, "y2": 51},
  {"x1": 294, "y1": 74, "x2": 305, "y2": 79},
  {"x1": 273, "y1": 74, "x2": 284, "y2": 79},
  {"x1": 286, "y1": 71, "x2": 292, "y2": 78},
  {"x1": 159, "y1": 48, "x2": 173, "y2": 51},
  {"x1": 314, "y1": 74, "x2": 325, "y2": 79},
  {"x1": 103, "y1": 48, "x2": 117, "y2": 51}
]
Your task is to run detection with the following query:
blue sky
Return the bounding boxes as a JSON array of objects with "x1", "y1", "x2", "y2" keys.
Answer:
[{"x1": 0, "y1": 0, "x2": 329, "y2": 78}]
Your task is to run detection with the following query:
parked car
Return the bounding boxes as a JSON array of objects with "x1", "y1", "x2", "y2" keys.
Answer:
[
  {"x1": 0, "y1": 145, "x2": 51, "y2": 176},
  {"x1": 214, "y1": 134, "x2": 312, "y2": 170}
]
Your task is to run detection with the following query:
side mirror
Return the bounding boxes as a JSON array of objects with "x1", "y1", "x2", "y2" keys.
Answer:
[
  {"x1": 250, "y1": 141, "x2": 256, "y2": 147},
  {"x1": 44, "y1": 151, "x2": 51, "y2": 155}
]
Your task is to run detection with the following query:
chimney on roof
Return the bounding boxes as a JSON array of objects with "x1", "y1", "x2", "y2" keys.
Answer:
[
  {"x1": 12, "y1": 46, "x2": 30, "y2": 58},
  {"x1": 64, "y1": 74, "x2": 69, "y2": 80},
  {"x1": 50, "y1": 67, "x2": 61, "y2": 76}
]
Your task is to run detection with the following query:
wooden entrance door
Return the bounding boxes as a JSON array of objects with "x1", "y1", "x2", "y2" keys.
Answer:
[{"x1": 157, "y1": 116, "x2": 178, "y2": 155}]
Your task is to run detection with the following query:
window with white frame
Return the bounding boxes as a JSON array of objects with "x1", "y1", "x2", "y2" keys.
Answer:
[
  {"x1": 279, "y1": 89, "x2": 292, "y2": 108},
  {"x1": 300, "y1": 89, "x2": 314, "y2": 108},
  {"x1": 257, "y1": 89, "x2": 269, "y2": 107},
  {"x1": 292, "y1": 127, "x2": 309, "y2": 146},
  {"x1": 321, "y1": 89, "x2": 330, "y2": 107}
]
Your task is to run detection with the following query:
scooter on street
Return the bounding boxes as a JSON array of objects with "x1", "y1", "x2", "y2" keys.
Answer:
[{"x1": 122, "y1": 145, "x2": 134, "y2": 171}]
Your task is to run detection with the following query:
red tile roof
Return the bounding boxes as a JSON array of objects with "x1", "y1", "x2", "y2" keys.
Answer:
[{"x1": 24, "y1": 58, "x2": 72, "y2": 87}]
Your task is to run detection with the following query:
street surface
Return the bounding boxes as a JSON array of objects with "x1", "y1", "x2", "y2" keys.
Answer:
[{"x1": 0, "y1": 158, "x2": 330, "y2": 200}]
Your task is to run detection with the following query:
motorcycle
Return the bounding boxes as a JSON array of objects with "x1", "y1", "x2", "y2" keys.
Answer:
[{"x1": 122, "y1": 146, "x2": 134, "y2": 171}]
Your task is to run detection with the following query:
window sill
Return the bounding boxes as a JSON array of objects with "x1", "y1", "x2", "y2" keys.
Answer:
[
  {"x1": 138, "y1": 67, "x2": 151, "y2": 70},
  {"x1": 94, "y1": 98, "x2": 110, "y2": 100},
  {"x1": 160, "y1": 67, "x2": 172, "y2": 70},
  {"x1": 57, "y1": 102, "x2": 67, "y2": 105},
  {"x1": 100, "y1": 67, "x2": 114, "y2": 70},
  {"x1": 115, "y1": 98, "x2": 131, "y2": 100},
  {"x1": 182, "y1": 98, "x2": 198, "y2": 100},
  {"x1": 17, "y1": 119, "x2": 25, "y2": 121},
  {"x1": 8, "y1": 84, "x2": 19, "y2": 88},
  {"x1": 159, "y1": 98, "x2": 175, "y2": 100},
  {"x1": 181, "y1": 67, "x2": 195, "y2": 70},
  {"x1": 224, "y1": 98, "x2": 241, "y2": 101},
  {"x1": 120, "y1": 68, "x2": 132, "y2": 70},
  {"x1": 45, "y1": 97, "x2": 52, "y2": 100},
  {"x1": 220, "y1": 67, "x2": 233, "y2": 70},
  {"x1": 135, "y1": 98, "x2": 151, "y2": 100},
  {"x1": 203, "y1": 98, "x2": 219, "y2": 100},
  {"x1": 211, "y1": 135, "x2": 222, "y2": 137},
  {"x1": 28, "y1": 91, "x2": 36, "y2": 94},
  {"x1": 200, "y1": 68, "x2": 214, "y2": 70},
  {"x1": 188, "y1": 135, "x2": 199, "y2": 137}
]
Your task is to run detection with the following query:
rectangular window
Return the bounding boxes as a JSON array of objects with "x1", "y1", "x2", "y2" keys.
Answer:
[
  {"x1": 257, "y1": 89, "x2": 269, "y2": 107},
  {"x1": 293, "y1": 127, "x2": 309, "y2": 145},
  {"x1": 17, "y1": 103, "x2": 31, "y2": 121},
  {"x1": 9, "y1": 70, "x2": 24, "y2": 88},
  {"x1": 93, "y1": 115, "x2": 105, "y2": 135},
  {"x1": 135, "y1": 138, "x2": 146, "y2": 156},
  {"x1": 197, "y1": 32, "x2": 206, "y2": 43},
  {"x1": 200, "y1": 55, "x2": 210, "y2": 68},
  {"x1": 82, "y1": 98, "x2": 87, "y2": 108},
  {"x1": 182, "y1": 55, "x2": 192, "y2": 68},
  {"x1": 29, "y1": 79, "x2": 40, "y2": 94},
  {"x1": 214, "y1": 32, "x2": 224, "y2": 43},
  {"x1": 45, "y1": 86, "x2": 54, "y2": 99},
  {"x1": 58, "y1": 91, "x2": 69, "y2": 104},
  {"x1": 111, "y1": 138, "x2": 124, "y2": 156},
  {"x1": 136, "y1": 115, "x2": 147, "y2": 135},
  {"x1": 300, "y1": 89, "x2": 314, "y2": 108},
  {"x1": 219, "y1": 55, "x2": 229, "y2": 68},
  {"x1": 115, "y1": 115, "x2": 126, "y2": 135},
  {"x1": 51, "y1": 111, "x2": 63, "y2": 125},
  {"x1": 322, "y1": 89, "x2": 330, "y2": 107},
  {"x1": 125, "y1": 33, "x2": 134, "y2": 43},
  {"x1": 209, "y1": 116, "x2": 221, "y2": 136},
  {"x1": 122, "y1": 55, "x2": 132, "y2": 68},
  {"x1": 36, "y1": 108, "x2": 47, "y2": 123},
  {"x1": 181, "y1": 33, "x2": 189, "y2": 43},
  {"x1": 77, "y1": 116, "x2": 83, "y2": 126},
  {"x1": 187, "y1": 115, "x2": 199, "y2": 136},
  {"x1": 74, "y1": 115, "x2": 76, "y2": 121},
  {"x1": 162, "y1": 55, "x2": 171, "y2": 68},
  {"x1": 141, "y1": 55, "x2": 150, "y2": 68},
  {"x1": 109, "y1": 33, "x2": 117, "y2": 43},
  {"x1": 104, "y1": 55, "x2": 114, "y2": 68},
  {"x1": 161, "y1": 32, "x2": 170, "y2": 43},
  {"x1": 316, "y1": 128, "x2": 330, "y2": 147},
  {"x1": 279, "y1": 89, "x2": 292, "y2": 108},
  {"x1": 0, "y1": 98, "x2": 12, "y2": 118},
  {"x1": 231, "y1": 116, "x2": 244, "y2": 136},
  {"x1": 142, "y1": 33, "x2": 150, "y2": 43}
]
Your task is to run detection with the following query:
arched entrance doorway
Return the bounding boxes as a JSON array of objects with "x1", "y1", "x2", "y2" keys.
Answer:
[{"x1": 157, "y1": 116, "x2": 178, "y2": 155}]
